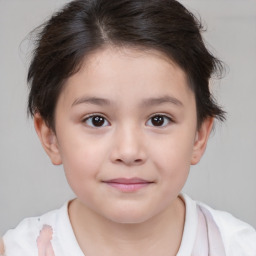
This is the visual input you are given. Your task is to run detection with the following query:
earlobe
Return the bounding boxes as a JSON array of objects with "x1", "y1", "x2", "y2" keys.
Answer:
[
  {"x1": 191, "y1": 117, "x2": 214, "y2": 165},
  {"x1": 34, "y1": 113, "x2": 62, "y2": 165}
]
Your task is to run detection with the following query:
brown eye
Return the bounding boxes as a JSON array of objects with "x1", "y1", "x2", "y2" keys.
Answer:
[
  {"x1": 84, "y1": 115, "x2": 109, "y2": 127},
  {"x1": 146, "y1": 115, "x2": 171, "y2": 127},
  {"x1": 152, "y1": 116, "x2": 164, "y2": 126}
]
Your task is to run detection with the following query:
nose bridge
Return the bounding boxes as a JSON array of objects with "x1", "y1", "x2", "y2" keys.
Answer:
[{"x1": 110, "y1": 122, "x2": 146, "y2": 165}]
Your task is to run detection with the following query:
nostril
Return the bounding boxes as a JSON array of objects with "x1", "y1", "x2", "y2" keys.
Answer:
[{"x1": 114, "y1": 158, "x2": 144, "y2": 165}]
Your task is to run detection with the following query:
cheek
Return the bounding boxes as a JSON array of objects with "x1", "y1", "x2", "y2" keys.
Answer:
[
  {"x1": 61, "y1": 145, "x2": 101, "y2": 200},
  {"x1": 58, "y1": 132, "x2": 108, "y2": 185},
  {"x1": 150, "y1": 133, "x2": 194, "y2": 166},
  {"x1": 149, "y1": 131, "x2": 195, "y2": 183}
]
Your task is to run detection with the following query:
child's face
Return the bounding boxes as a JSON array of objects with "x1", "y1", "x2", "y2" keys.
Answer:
[{"x1": 36, "y1": 47, "x2": 212, "y2": 224}]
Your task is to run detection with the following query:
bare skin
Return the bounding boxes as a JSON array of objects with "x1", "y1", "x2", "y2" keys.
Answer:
[
  {"x1": 35, "y1": 47, "x2": 213, "y2": 256},
  {"x1": 69, "y1": 195, "x2": 186, "y2": 256}
]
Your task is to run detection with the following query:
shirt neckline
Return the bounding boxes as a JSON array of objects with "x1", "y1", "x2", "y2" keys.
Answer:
[
  {"x1": 56, "y1": 194, "x2": 198, "y2": 256},
  {"x1": 176, "y1": 194, "x2": 198, "y2": 256}
]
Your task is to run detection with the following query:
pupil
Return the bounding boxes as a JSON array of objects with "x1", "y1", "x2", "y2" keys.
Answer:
[
  {"x1": 152, "y1": 116, "x2": 164, "y2": 126},
  {"x1": 92, "y1": 116, "x2": 104, "y2": 127}
]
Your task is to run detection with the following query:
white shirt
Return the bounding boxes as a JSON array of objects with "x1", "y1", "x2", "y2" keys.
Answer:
[{"x1": 2, "y1": 194, "x2": 256, "y2": 256}]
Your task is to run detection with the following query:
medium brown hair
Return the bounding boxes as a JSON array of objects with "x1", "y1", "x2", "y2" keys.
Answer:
[{"x1": 28, "y1": 0, "x2": 225, "y2": 129}]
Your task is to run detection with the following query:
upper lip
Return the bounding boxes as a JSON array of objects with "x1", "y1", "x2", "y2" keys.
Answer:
[{"x1": 103, "y1": 178, "x2": 153, "y2": 184}]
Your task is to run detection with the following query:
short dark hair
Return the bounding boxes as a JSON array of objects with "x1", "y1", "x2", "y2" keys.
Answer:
[{"x1": 27, "y1": 0, "x2": 225, "y2": 130}]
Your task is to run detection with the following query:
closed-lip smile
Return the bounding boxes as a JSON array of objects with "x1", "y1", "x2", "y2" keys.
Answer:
[{"x1": 103, "y1": 178, "x2": 154, "y2": 192}]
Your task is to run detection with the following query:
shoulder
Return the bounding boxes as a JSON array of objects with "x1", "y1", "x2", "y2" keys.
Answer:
[
  {"x1": 197, "y1": 200, "x2": 256, "y2": 256},
  {"x1": 2, "y1": 202, "x2": 68, "y2": 255}
]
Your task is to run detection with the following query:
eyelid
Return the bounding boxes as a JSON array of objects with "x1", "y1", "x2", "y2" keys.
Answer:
[
  {"x1": 82, "y1": 112, "x2": 108, "y2": 120},
  {"x1": 82, "y1": 113, "x2": 111, "y2": 127},
  {"x1": 81, "y1": 112, "x2": 174, "y2": 128},
  {"x1": 148, "y1": 113, "x2": 174, "y2": 122},
  {"x1": 149, "y1": 113, "x2": 173, "y2": 119},
  {"x1": 146, "y1": 113, "x2": 174, "y2": 127}
]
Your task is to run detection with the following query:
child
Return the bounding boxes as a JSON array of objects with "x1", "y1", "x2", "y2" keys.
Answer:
[{"x1": 1, "y1": 0, "x2": 256, "y2": 255}]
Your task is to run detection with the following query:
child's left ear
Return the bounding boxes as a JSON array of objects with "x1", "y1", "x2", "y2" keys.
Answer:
[{"x1": 191, "y1": 117, "x2": 214, "y2": 165}]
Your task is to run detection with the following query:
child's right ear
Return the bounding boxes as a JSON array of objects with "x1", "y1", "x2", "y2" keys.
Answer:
[{"x1": 34, "y1": 113, "x2": 62, "y2": 165}]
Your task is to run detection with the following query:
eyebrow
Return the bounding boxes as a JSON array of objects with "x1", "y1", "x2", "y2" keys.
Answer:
[
  {"x1": 71, "y1": 95, "x2": 183, "y2": 108},
  {"x1": 140, "y1": 96, "x2": 183, "y2": 108},
  {"x1": 72, "y1": 97, "x2": 111, "y2": 107}
]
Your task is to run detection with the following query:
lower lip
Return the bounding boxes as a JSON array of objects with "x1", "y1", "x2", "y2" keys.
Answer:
[{"x1": 105, "y1": 182, "x2": 151, "y2": 192}]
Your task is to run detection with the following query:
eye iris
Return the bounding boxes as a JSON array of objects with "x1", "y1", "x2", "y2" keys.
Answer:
[
  {"x1": 152, "y1": 116, "x2": 164, "y2": 126},
  {"x1": 92, "y1": 116, "x2": 105, "y2": 127}
]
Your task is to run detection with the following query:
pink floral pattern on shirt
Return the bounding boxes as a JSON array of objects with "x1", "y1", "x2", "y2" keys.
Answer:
[
  {"x1": 37, "y1": 225, "x2": 55, "y2": 256},
  {"x1": 0, "y1": 237, "x2": 5, "y2": 256}
]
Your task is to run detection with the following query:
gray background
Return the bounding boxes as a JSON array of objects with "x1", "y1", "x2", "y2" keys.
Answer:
[{"x1": 0, "y1": 0, "x2": 255, "y2": 235}]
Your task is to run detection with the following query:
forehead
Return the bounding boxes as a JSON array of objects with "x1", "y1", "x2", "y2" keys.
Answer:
[
  {"x1": 58, "y1": 46, "x2": 195, "y2": 109},
  {"x1": 83, "y1": 47, "x2": 187, "y2": 81}
]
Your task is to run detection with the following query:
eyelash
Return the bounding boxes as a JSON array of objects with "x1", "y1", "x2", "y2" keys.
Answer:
[
  {"x1": 82, "y1": 114, "x2": 110, "y2": 128},
  {"x1": 146, "y1": 114, "x2": 173, "y2": 127},
  {"x1": 82, "y1": 114, "x2": 173, "y2": 128}
]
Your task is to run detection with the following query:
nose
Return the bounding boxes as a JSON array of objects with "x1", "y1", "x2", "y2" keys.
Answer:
[{"x1": 110, "y1": 125, "x2": 147, "y2": 166}]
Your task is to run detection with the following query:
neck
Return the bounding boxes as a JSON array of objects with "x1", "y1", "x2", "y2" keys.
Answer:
[{"x1": 68, "y1": 197, "x2": 185, "y2": 256}]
